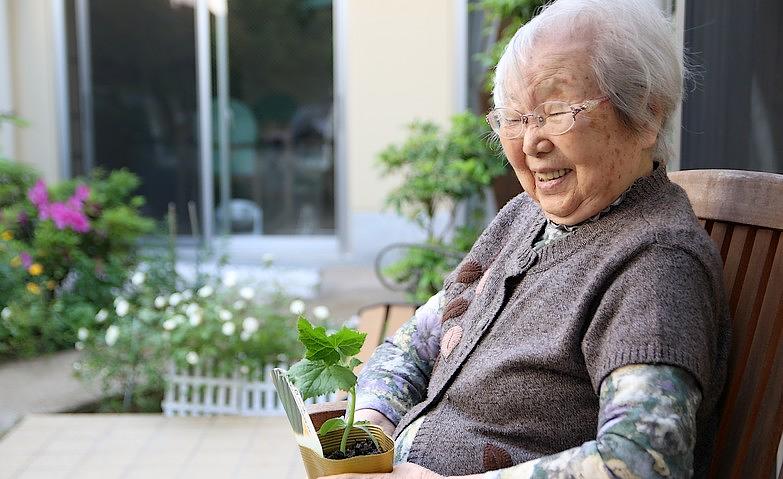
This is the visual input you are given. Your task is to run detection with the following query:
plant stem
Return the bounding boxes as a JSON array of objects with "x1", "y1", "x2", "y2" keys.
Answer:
[{"x1": 340, "y1": 386, "x2": 357, "y2": 453}]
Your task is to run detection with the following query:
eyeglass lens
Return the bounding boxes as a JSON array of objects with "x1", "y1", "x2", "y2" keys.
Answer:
[{"x1": 490, "y1": 101, "x2": 574, "y2": 138}]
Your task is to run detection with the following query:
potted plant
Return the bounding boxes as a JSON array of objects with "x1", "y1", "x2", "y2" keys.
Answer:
[{"x1": 285, "y1": 318, "x2": 394, "y2": 478}]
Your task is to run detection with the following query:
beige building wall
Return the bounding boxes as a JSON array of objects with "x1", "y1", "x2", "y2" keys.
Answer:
[
  {"x1": 344, "y1": 0, "x2": 461, "y2": 214},
  {"x1": 7, "y1": 0, "x2": 61, "y2": 183}
]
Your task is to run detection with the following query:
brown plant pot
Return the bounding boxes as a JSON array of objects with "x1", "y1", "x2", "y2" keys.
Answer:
[{"x1": 298, "y1": 425, "x2": 394, "y2": 479}]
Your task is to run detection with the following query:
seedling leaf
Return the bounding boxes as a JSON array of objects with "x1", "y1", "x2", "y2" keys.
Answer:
[
  {"x1": 288, "y1": 359, "x2": 357, "y2": 401},
  {"x1": 318, "y1": 417, "x2": 347, "y2": 436},
  {"x1": 297, "y1": 318, "x2": 340, "y2": 363}
]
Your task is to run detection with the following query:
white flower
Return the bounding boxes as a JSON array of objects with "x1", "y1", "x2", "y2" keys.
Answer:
[
  {"x1": 239, "y1": 364, "x2": 250, "y2": 375},
  {"x1": 313, "y1": 305, "x2": 330, "y2": 320},
  {"x1": 115, "y1": 299, "x2": 130, "y2": 317},
  {"x1": 242, "y1": 317, "x2": 259, "y2": 334},
  {"x1": 240, "y1": 330, "x2": 251, "y2": 341},
  {"x1": 188, "y1": 313, "x2": 202, "y2": 327},
  {"x1": 154, "y1": 296, "x2": 167, "y2": 309},
  {"x1": 182, "y1": 289, "x2": 193, "y2": 300},
  {"x1": 162, "y1": 319, "x2": 178, "y2": 331},
  {"x1": 262, "y1": 253, "x2": 275, "y2": 266},
  {"x1": 131, "y1": 271, "x2": 146, "y2": 286},
  {"x1": 72, "y1": 362, "x2": 82, "y2": 371},
  {"x1": 222, "y1": 271, "x2": 238, "y2": 288},
  {"x1": 219, "y1": 309, "x2": 233, "y2": 321},
  {"x1": 138, "y1": 308, "x2": 154, "y2": 322},
  {"x1": 1, "y1": 307, "x2": 11, "y2": 320},
  {"x1": 232, "y1": 300, "x2": 246, "y2": 311},
  {"x1": 289, "y1": 299, "x2": 305, "y2": 315},
  {"x1": 197, "y1": 285, "x2": 214, "y2": 298},
  {"x1": 77, "y1": 327, "x2": 89, "y2": 341},
  {"x1": 239, "y1": 286, "x2": 255, "y2": 300},
  {"x1": 169, "y1": 293, "x2": 183, "y2": 307},
  {"x1": 95, "y1": 309, "x2": 109, "y2": 323},
  {"x1": 172, "y1": 314, "x2": 186, "y2": 325},
  {"x1": 185, "y1": 351, "x2": 199, "y2": 365},
  {"x1": 75, "y1": 341, "x2": 84, "y2": 351},
  {"x1": 105, "y1": 325, "x2": 119, "y2": 346},
  {"x1": 184, "y1": 303, "x2": 200, "y2": 316},
  {"x1": 222, "y1": 322, "x2": 235, "y2": 336}
]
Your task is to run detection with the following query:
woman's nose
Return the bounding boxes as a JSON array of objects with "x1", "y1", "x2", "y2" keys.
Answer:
[{"x1": 522, "y1": 128, "x2": 554, "y2": 157}]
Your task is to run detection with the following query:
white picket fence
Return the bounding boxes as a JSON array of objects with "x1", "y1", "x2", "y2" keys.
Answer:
[{"x1": 162, "y1": 362, "x2": 336, "y2": 416}]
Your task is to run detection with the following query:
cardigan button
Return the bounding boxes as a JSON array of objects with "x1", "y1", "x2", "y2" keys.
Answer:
[
  {"x1": 441, "y1": 325, "x2": 463, "y2": 358},
  {"x1": 456, "y1": 260, "x2": 483, "y2": 284},
  {"x1": 442, "y1": 297, "x2": 469, "y2": 323},
  {"x1": 483, "y1": 443, "x2": 513, "y2": 470}
]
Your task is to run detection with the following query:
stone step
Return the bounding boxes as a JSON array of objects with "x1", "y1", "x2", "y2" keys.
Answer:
[{"x1": 0, "y1": 350, "x2": 101, "y2": 436}]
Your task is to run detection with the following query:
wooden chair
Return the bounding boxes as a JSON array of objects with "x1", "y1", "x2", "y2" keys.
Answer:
[
  {"x1": 309, "y1": 169, "x2": 783, "y2": 478},
  {"x1": 669, "y1": 169, "x2": 783, "y2": 479},
  {"x1": 352, "y1": 303, "x2": 419, "y2": 374}
]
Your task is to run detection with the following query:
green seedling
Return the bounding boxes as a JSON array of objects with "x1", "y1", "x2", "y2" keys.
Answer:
[{"x1": 287, "y1": 318, "x2": 380, "y2": 455}]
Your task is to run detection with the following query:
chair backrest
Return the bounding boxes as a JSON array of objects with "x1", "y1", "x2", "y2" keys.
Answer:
[
  {"x1": 353, "y1": 303, "x2": 418, "y2": 374},
  {"x1": 669, "y1": 169, "x2": 783, "y2": 479}
]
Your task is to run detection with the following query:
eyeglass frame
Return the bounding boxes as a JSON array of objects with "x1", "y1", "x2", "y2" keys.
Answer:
[{"x1": 486, "y1": 96, "x2": 610, "y2": 139}]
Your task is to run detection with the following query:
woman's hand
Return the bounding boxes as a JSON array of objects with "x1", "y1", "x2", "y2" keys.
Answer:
[
  {"x1": 317, "y1": 462, "x2": 444, "y2": 479},
  {"x1": 353, "y1": 408, "x2": 396, "y2": 437}
]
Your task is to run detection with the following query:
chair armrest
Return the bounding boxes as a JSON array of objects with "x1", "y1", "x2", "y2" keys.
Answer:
[{"x1": 307, "y1": 400, "x2": 347, "y2": 430}]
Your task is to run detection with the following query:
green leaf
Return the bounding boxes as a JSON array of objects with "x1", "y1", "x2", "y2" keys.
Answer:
[
  {"x1": 318, "y1": 417, "x2": 347, "y2": 436},
  {"x1": 297, "y1": 318, "x2": 340, "y2": 363},
  {"x1": 331, "y1": 327, "x2": 367, "y2": 358},
  {"x1": 297, "y1": 318, "x2": 367, "y2": 364},
  {"x1": 287, "y1": 359, "x2": 357, "y2": 400},
  {"x1": 347, "y1": 357, "x2": 362, "y2": 370}
]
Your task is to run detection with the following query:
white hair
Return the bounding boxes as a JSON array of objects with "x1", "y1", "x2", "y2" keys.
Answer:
[{"x1": 493, "y1": 0, "x2": 686, "y2": 164}]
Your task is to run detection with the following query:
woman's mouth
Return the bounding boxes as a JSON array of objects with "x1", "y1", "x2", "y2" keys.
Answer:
[
  {"x1": 534, "y1": 168, "x2": 573, "y2": 193},
  {"x1": 535, "y1": 169, "x2": 572, "y2": 182}
]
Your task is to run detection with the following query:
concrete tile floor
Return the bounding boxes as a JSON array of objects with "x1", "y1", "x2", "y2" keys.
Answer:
[{"x1": 0, "y1": 414, "x2": 306, "y2": 479}]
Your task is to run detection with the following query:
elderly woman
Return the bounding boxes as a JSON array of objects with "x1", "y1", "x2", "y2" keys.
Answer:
[{"x1": 323, "y1": 0, "x2": 730, "y2": 478}]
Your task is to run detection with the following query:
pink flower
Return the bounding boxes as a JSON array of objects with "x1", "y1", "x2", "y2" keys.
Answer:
[
  {"x1": 73, "y1": 184, "x2": 90, "y2": 202},
  {"x1": 19, "y1": 252, "x2": 33, "y2": 269},
  {"x1": 28, "y1": 181, "x2": 51, "y2": 219},
  {"x1": 26, "y1": 180, "x2": 91, "y2": 233},
  {"x1": 27, "y1": 180, "x2": 49, "y2": 207},
  {"x1": 48, "y1": 203, "x2": 90, "y2": 233},
  {"x1": 66, "y1": 185, "x2": 90, "y2": 210}
]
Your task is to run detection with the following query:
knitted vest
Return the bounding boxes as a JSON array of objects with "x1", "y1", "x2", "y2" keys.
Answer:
[{"x1": 395, "y1": 165, "x2": 731, "y2": 478}]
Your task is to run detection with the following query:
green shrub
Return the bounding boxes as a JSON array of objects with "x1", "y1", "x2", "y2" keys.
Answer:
[
  {"x1": 74, "y1": 254, "x2": 317, "y2": 412},
  {"x1": 0, "y1": 162, "x2": 155, "y2": 361},
  {"x1": 378, "y1": 113, "x2": 505, "y2": 301}
]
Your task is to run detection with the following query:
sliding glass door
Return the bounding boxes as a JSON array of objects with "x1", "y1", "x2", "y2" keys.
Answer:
[{"x1": 66, "y1": 0, "x2": 336, "y2": 238}]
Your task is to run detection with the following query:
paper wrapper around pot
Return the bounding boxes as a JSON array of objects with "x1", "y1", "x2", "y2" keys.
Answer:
[{"x1": 299, "y1": 424, "x2": 394, "y2": 479}]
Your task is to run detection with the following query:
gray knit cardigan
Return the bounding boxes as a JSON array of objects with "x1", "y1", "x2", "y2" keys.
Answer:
[{"x1": 395, "y1": 164, "x2": 731, "y2": 478}]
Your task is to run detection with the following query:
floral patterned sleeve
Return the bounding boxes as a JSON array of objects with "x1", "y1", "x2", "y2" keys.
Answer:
[
  {"x1": 483, "y1": 364, "x2": 702, "y2": 479},
  {"x1": 354, "y1": 291, "x2": 444, "y2": 425}
]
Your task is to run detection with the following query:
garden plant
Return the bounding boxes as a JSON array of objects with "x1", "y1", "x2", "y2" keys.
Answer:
[
  {"x1": 0, "y1": 160, "x2": 154, "y2": 361},
  {"x1": 287, "y1": 318, "x2": 383, "y2": 458}
]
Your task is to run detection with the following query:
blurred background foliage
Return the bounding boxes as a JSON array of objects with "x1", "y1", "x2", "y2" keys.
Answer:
[{"x1": 377, "y1": 0, "x2": 546, "y2": 302}]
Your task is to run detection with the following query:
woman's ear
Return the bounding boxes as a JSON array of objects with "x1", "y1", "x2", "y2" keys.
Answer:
[{"x1": 641, "y1": 104, "x2": 665, "y2": 150}]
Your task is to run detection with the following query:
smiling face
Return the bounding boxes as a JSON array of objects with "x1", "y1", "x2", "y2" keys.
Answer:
[{"x1": 498, "y1": 39, "x2": 657, "y2": 225}]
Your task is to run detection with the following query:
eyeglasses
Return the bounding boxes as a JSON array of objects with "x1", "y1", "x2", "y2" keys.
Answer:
[{"x1": 486, "y1": 96, "x2": 610, "y2": 139}]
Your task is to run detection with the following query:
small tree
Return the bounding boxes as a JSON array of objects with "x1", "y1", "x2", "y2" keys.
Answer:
[{"x1": 377, "y1": 113, "x2": 505, "y2": 302}]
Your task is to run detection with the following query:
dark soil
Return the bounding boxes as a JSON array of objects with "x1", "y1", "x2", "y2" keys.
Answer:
[{"x1": 326, "y1": 439, "x2": 381, "y2": 460}]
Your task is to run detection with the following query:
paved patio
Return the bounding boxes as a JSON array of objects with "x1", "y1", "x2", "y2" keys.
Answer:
[{"x1": 0, "y1": 414, "x2": 306, "y2": 479}]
